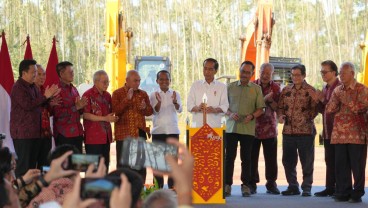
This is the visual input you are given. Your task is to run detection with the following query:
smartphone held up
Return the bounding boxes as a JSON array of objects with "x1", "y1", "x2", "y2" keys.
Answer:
[{"x1": 120, "y1": 138, "x2": 178, "y2": 172}]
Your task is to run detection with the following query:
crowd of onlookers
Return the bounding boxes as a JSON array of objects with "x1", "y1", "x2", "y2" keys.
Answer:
[{"x1": 1, "y1": 57, "x2": 367, "y2": 207}]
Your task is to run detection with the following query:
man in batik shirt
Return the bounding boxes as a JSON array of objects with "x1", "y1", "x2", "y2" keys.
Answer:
[{"x1": 326, "y1": 62, "x2": 368, "y2": 203}]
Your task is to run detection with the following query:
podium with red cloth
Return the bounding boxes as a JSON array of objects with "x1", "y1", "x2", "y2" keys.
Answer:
[{"x1": 186, "y1": 94, "x2": 226, "y2": 204}]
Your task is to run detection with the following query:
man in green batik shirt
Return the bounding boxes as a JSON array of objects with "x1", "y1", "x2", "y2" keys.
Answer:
[{"x1": 224, "y1": 61, "x2": 265, "y2": 197}]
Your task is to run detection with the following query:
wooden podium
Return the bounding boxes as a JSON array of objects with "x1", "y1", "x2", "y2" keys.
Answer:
[{"x1": 186, "y1": 97, "x2": 226, "y2": 204}]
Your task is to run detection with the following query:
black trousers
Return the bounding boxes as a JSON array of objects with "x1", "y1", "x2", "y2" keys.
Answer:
[
  {"x1": 225, "y1": 133, "x2": 254, "y2": 186},
  {"x1": 116, "y1": 129, "x2": 147, "y2": 183},
  {"x1": 282, "y1": 135, "x2": 314, "y2": 191},
  {"x1": 13, "y1": 138, "x2": 50, "y2": 177},
  {"x1": 85, "y1": 142, "x2": 110, "y2": 172},
  {"x1": 152, "y1": 134, "x2": 179, "y2": 188},
  {"x1": 334, "y1": 144, "x2": 367, "y2": 199},
  {"x1": 55, "y1": 134, "x2": 83, "y2": 153},
  {"x1": 250, "y1": 137, "x2": 278, "y2": 189},
  {"x1": 323, "y1": 139, "x2": 335, "y2": 190}
]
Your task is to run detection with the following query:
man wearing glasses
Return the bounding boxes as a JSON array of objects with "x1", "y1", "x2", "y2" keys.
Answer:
[
  {"x1": 313, "y1": 60, "x2": 340, "y2": 197},
  {"x1": 82, "y1": 70, "x2": 118, "y2": 171},
  {"x1": 278, "y1": 64, "x2": 319, "y2": 197}
]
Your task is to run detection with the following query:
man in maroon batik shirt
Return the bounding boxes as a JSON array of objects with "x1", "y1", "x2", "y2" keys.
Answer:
[
  {"x1": 82, "y1": 70, "x2": 118, "y2": 171},
  {"x1": 10, "y1": 59, "x2": 59, "y2": 177},
  {"x1": 250, "y1": 63, "x2": 281, "y2": 195},
  {"x1": 53, "y1": 61, "x2": 87, "y2": 152},
  {"x1": 314, "y1": 60, "x2": 340, "y2": 197},
  {"x1": 34, "y1": 64, "x2": 61, "y2": 169}
]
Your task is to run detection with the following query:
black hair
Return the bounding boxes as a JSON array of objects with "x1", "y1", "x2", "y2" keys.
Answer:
[
  {"x1": 0, "y1": 147, "x2": 12, "y2": 176},
  {"x1": 291, "y1": 64, "x2": 306, "y2": 76},
  {"x1": 19, "y1": 59, "x2": 37, "y2": 78},
  {"x1": 156, "y1": 70, "x2": 171, "y2": 80},
  {"x1": 240, "y1": 61, "x2": 255, "y2": 71},
  {"x1": 0, "y1": 174, "x2": 10, "y2": 207},
  {"x1": 321, "y1": 60, "x2": 338, "y2": 76},
  {"x1": 47, "y1": 144, "x2": 80, "y2": 165},
  {"x1": 56, "y1": 61, "x2": 73, "y2": 77},
  {"x1": 0, "y1": 147, "x2": 13, "y2": 207},
  {"x1": 203, "y1": 58, "x2": 219, "y2": 71},
  {"x1": 108, "y1": 168, "x2": 143, "y2": 208}
]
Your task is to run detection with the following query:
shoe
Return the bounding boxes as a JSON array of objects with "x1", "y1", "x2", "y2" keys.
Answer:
[
  {"x1": 249, "y1": 184, "x2": 257, "y2": 194},
  {"x1": 314, "y1": 189, "x2": 334, "y2": 197},
  {"x1": 266, "y1": 187, "x2": 280, "y2": 195},
  {"x1": 349, "y1": 197, "x2": 362, "y2": 203},
  {"x1": 241, "y1": 185, "x2": 251, "y2": 197},
  {"x1": 302, "y1": 190, "x2": 311, "y2": 197},
  {"x1": 281, "y1": 188, "x2": 300, "y2": 196},
  {"x1": 334, "y1": 196, "x2": 349, "y2": 202},
  {"x1": 224, "y1": 184, "x2": 231, "y2": 197}
]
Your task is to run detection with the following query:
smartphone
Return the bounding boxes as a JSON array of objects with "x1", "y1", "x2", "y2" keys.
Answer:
[
  {"x1": 80, "y1": 177, "x2": 121, "y2": 201},
  {"x1": 65, "y1": 154, "x2": 100, "y2": 172},
  {"x1": 120, "y1": 138, "x2": 178, "y2": 172},
  {"x1": 41, "y1": 166, "x2": 50, "y2": 175}
]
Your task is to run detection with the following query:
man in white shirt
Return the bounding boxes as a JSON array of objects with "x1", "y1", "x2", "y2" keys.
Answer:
[
  {"x1": 187, "y1": 58, "x2": 229, "y2": 128},
  {"x1": 149, "y1": 70, "x2": 182, "y2": 188}
]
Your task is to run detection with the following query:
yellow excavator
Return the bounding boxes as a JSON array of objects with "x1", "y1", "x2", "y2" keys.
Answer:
[{"x1": 104, "y1": 0, "x2": 171, "y2": 93}]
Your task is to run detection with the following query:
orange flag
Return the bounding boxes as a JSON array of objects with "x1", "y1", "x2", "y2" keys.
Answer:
[
  {"x1": 24, "y1": 35, "x2": 33, "y2": 60},
  {"x1": 44, "y1": 36, "x2": 59, "y2": 88},
  {"x1": 0, "y1": 31, "x2": 15, "y2": 152}
]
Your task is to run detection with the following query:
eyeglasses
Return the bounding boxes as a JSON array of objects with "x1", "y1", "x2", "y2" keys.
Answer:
[
  {"x1": 99, "y1": 80, "x2": 110, "y2": 85},
  {"x1": 291, "y1": 73, "x2": 303, "y2": 78},
  {"x1": 320, "y1": 71, "x2": 332, "y2": 75}
]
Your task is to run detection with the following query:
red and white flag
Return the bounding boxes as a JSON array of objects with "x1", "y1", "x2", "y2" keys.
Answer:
[{"x1": 0, "y1": 31, "x2": 15, "y2": 152}]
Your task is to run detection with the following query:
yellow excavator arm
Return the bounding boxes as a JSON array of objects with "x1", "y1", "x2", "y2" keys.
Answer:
[
  {"x1": 359, "y1": 31, "x2": 368, "y2": 86},
  {"x1": 105, "y1": 0, "x2": 133, "y2": 92}
]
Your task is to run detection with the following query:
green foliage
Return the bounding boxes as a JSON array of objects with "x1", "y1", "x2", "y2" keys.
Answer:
[{"x1": 141, "y1": 178, "x2": 160, "y2": 199}]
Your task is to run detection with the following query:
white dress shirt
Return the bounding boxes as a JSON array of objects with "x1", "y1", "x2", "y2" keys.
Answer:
[
  {"x1": 150, "y1": 88, "x2": 182, "y2": 134},
  {"x1": 187, "y1": 80, "x2": 229, "y2": 128}
]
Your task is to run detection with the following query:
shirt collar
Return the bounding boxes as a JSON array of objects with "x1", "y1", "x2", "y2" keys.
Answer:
[
  {"x1": 18, "y1": 78, "x2": 34, "y2": 87},
  {"x1": 92, "y1": 85, "x2": 105, "y2": 95},
  {"x1": 158, "y1": 88, "x2": 172, "y2": 93},
  {"x1": 291, "y1": 80, "x2": 308, "y2": 89},
  {"x1": 342, "y1": 79, "x2": 357, "y2": 90},
  {"x1": 59, "y1": 80, "x2": 74, "y2": 89},
  {"x1": 202, "y1": 79, "x2": 216, "y2": 85},
  {"x1": 237, "y1": 80, "x2": 251, "y2": 87},
  {"x1": 326, "y1": 78, "x2": 340, "y2": 89}
]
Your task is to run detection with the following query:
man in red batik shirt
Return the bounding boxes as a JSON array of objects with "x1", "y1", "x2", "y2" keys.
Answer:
[
  {"x1": 53, "y1": 61, "x2": 87, "y2": 152},
  {"x1": 82, "y1": 70, "x2": 118, "y2": 171},
  {"x1": 250, "y1": 63, "x2": 281, "y2": 195}
]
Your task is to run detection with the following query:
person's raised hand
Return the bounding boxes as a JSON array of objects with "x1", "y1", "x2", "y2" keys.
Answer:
[
  {"x1": 22, "y1": 169, "x2": 41, "y2": 184},
  {"x1": 43, "y1": 151, "x2": 77, "y2": 184},
  {"x1": 172, "y1": 91, "x2": 177, "y2": 104},
  {"x1": 155, "y1": 92, "x2": 162, "y2": 103},
  {"x1": 152, "y1": 139, "x2": 194, "y2": 205},
  {"x1": 50, "y1": 95, "x2": 62, "y2": 106},
  {"x1": 44, "y1": 84, "x2": 60, "y2": 99},
  {"x1": 264, "y1": 92, "x2": 274, "y2": 102},
  {"x1": 138, "y1": 99, "x2": 146, "y2": 110},
  {"x1": 62, "y1": 175, "x2": 97, "y2": 208},
  {"x1": 75, "y1": 96, "x2": 88, "y2": 110},
  {"x1": 110, "y1": 174, "x2": 132, "y2": 208},
  {"x1": 85, "y1": 157, "x2": 107, "y2": 178}
]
